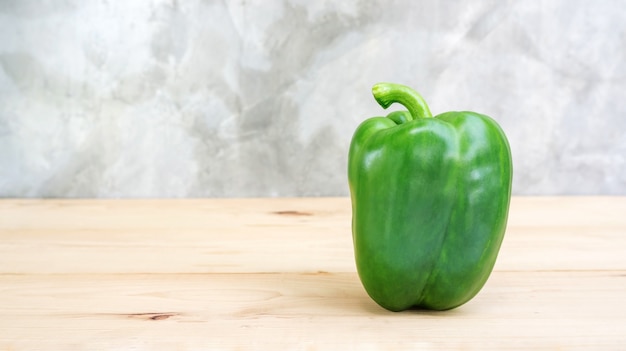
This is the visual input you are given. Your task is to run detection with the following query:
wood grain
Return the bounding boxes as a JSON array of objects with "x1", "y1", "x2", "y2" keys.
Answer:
[{"x1": 1, "y1": 197, "x2": 625, "y2": 349}]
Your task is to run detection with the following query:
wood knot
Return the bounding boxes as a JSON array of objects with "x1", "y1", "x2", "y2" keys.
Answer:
[
  {"x1": 127, "y1": 312, "x2": 178, "y2": 321},
  {"x1": 150, "y1": 314, "x2": 173, "y2": 320},
  {"x1": 273, "y1": 210, "x2": 312, "y2": 216}
]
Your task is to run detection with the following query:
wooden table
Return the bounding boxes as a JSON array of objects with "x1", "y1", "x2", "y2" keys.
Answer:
[{"x1": 1, "y1": 197, "x2": 625, "y2": 350}]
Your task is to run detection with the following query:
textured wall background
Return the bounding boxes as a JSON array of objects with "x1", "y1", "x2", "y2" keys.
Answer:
[{"x1": 1, "y1": 0, "x2": 625, "y2": 197}]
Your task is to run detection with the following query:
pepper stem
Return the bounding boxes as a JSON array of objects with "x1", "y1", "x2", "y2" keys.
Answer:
[{"x1": 372, "y1": 82, "x2": 432, "y2": 119}]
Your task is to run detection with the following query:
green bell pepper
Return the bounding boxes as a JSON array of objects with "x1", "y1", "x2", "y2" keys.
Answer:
[{"x1": 348, "y1": 82, "x2": 512, "y2": 311}]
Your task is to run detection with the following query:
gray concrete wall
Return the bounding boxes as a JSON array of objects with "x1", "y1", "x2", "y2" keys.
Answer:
[{"x1": 1, "y1": 0, "x2": 625, "y2": 197}]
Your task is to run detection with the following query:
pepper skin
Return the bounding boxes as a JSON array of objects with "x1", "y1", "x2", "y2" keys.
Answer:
[{"x1": 348, "y1": 83, "x2": 512, "y2": 311}]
